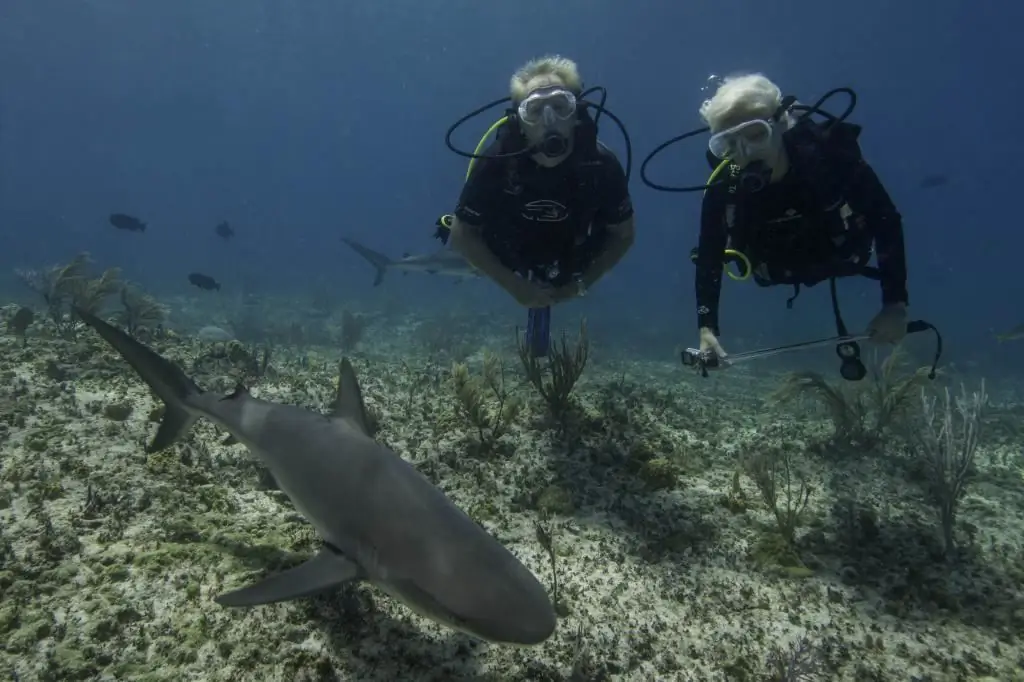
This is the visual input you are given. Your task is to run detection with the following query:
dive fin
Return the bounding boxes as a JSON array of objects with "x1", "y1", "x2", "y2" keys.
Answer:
[
  {"x1": 341, "y1": 237, "x2": 391, "y2": 287},
  {"x1": 329, "y1": 358, "x2": 372, "y2": 435},
  {"x1": 77, "y1": 309, "x2": 201, "y2": 453},
  {"x1": 215, "y1": 547, "x2": 363, "y2": 607},
  {"x1": 526, "y1": 307, "x2": 551, "y2": 358}
]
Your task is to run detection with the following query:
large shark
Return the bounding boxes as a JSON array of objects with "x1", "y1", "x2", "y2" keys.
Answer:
[
  {"x1": 342, "y1": 237, "x2": 479, "y2": 286},
  {"x1": 77, "y1": 310, "x2": 556, "y2": 645}
]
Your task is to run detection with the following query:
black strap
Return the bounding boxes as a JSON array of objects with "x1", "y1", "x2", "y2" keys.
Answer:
[
  {"x1": 829, "y1": 277, "x2": 849, "y2": 336},
  {"x1": 786, "y1": 284, "x2": 801, "y2": 309}
]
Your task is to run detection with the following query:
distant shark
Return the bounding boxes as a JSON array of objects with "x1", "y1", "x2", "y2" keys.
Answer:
[
  {"x1": 77, "y1": 310, "x2": 556, "y2": 645},
  {"x1": 342, "y1": 237, "x2": 479, "y2": 286}
]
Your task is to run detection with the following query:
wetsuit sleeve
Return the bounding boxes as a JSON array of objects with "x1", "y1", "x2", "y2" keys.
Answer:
[
  {"x1": 593, "y1": 151, "x2": 634, "y2": 225},
  {"x1": 454, "y1": 141, "x2": 504, "y2": 227},
  {"x1": 845, "y1": 160, "x2": 909, "y2": 305},
  {"x1": 695, "y1": 184, "x2": 729, "y2": 334}
]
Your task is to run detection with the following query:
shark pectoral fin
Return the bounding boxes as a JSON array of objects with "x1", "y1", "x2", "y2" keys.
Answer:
[
  {"x1": 149, "y1": 405, "x2": 197, "y2": 453},
  {"x1": 215, "y1": 548, "x2": 362, "y2": 607}
]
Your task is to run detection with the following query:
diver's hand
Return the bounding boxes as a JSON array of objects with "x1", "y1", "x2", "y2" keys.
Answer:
[
  {"x1": 699, "y1": 327, "x2": 728, "y2": 359},
  {"x1": 549, "y1": 282, "x2": 583, "y2": 304},
  {"x1": 866, "y1": 302, "x2": 908, "y2": 344},
  {"x1": 506, "y1": 278, "x2": 554, "y2": 308}
]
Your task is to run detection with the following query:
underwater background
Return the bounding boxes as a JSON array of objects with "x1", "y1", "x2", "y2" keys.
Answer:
[{"x1": 0, "y1": 1, "x2": 1021, "y2": 681}]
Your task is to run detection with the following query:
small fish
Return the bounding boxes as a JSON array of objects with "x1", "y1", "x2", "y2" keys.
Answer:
[
  {"x1": 995, "y1": 324, "x2": 1024, "y2": 342},
  {"x1": 110, "y1": 213, "x2": 146, "y2": 232},
  {"x1": 920, "y1": 174, "x2": 948, "y2": 189},
  {"x1": 8, "y1": 307, "x2": 33, "y2": 346},
  {"x1": 188, "y1": 273, "x2": 220, "y2": 291},
  {"x1": 342, "y1": 237, "x2": 479, "y2": 287},
  {"x1": 215, "y1": 221, "x2": 234, "y2": 240}
]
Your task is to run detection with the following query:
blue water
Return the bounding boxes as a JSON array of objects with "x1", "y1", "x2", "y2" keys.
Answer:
[
  {"x1": 1, "y1": 1, "x2": 1016, "y2": 366},
  {"x1": 1, "y1": 3, "x2": 1021, "y2": 679}
]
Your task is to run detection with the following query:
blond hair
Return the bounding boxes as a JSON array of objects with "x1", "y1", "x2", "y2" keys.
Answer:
[
  {"x1": 509, "y1": 55, "x2": 582, "y2": 101},
  {"x1": 699, "y1": 73, "x2": 792, "y2": 133}
]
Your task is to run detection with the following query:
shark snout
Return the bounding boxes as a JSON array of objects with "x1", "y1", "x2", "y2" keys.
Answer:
[
  {"x1": 459, "y1": 572, "x2": 557, "y2": 645},
  {"x1": 494, "y1": 597, "x2": 557, "y2": 645}
]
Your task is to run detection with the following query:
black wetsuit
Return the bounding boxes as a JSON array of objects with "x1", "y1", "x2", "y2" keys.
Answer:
[
  {"x1": 694, "y1": 121, "x2": 908, "y2": 335},
  {"x1": 454, "y1": 136, "x2": 633, "y2": 288}
]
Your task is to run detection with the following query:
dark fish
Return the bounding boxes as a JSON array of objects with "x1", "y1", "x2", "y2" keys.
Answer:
[
  {"x1": 920, "y1": 174, "x2": 948, "y2": 189},
  {"x1": 215, "y1": 221, "x2": 234, "y2": 240},
  {"x1": 9, "y1": 306, "x2": 33, "y2": 334},
  {"x1": 188, "y1": 273, "x2": 221, "y2": 291},
  {"x1": 8, "y1": 307, "x2": 34, "y2": 346},
  {"x1": 110, "y1": 213, "x2": 146, "y2": 232}
]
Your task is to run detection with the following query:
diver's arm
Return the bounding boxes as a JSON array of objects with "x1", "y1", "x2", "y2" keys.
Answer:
[
  {"x1": 695, "y1": 188, "x2": 729, "y2": 335},
  {"x1": 580, "y1": 216, "x2": 635, "y2": 288},
  {"x1": 448, "y1": 218, "x2": 525, "y2": 295},
  {"x1": 449, "y1": 147, "x2": 528, "y2": 297},
  {"x1": 581, "y1": 151, "x2": 635, "y2": 289},
  {"x1": 847, "y1": 161, "x2": 909, "y2": 305}
]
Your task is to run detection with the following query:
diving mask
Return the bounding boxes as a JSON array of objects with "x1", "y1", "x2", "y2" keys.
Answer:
[
  {"x1": 517, "y1": 87, "x2": 577, "y2": 127},
  {"x1": 708, "y1": 119, "x2": 775, "y2": 162}
]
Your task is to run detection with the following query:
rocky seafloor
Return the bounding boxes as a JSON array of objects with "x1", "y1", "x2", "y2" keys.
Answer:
[{"x1": 1, "y1": 305, "x2": 1023, "y2": 682}]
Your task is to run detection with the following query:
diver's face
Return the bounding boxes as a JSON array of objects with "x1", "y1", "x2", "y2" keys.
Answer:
[
  {"x1": 718, "y1": 124, "x2": 781, "y2": 170},
  {"x1": 519, "y1": 76, "x2": 576, "y2": 165}
]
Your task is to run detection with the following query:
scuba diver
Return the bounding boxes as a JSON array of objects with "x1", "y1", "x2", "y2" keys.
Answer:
[
  {"x1": 439, "y1": 56, "x2": 636, "y2": 309},
  {"x1": 641, "y1": 73, "x2": 910, "y2": 373}
]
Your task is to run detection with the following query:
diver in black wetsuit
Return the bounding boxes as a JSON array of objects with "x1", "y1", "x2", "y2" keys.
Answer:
[
  {"x1": 441, "y1": 56, "x2": 636, "y2": 309},
  {"x1": 643, "y1": 74, "x2": 909, "y2": 365}
]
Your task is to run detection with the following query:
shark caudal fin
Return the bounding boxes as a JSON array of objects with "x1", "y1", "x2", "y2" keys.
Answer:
[
  {"x1": 77, "y1": 309, "x2": 201, "y2": 452},
  {"x1": 341, "y1": 238, "x2": 391, "y2": 287}
]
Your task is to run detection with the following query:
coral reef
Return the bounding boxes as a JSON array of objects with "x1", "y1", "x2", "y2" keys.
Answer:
[
  {"x1": 114, "y1": 283, "x2": 169, "y2": 339},
  {"x1": 15, "y1": 252, "x2": 122, "y2": 339},
  {"x1": 0, "y1": 301, "x2": 1022, "y2": 681},
  {"x1": 451, "y1": 351, "x2": 522, "y2": 454},
  {"x1": 766, "y1": 347, "x2": 933, "y2": 447},
  {"x1": 517, "y1": 318, "x2": 589, "y2": 424}
]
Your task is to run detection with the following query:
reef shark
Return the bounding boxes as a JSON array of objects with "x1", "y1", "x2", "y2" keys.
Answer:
[
  {"x1": 342, "y1": 237, "x2": 479, "y2": 286},
  {"x1": 77, "y1": 310, "x2": 555, "y2": 645}
]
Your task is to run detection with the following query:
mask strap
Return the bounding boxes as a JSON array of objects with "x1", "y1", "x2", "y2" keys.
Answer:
[{"x1": 772, "y1": 96, "x2": 798, "y2": 122}]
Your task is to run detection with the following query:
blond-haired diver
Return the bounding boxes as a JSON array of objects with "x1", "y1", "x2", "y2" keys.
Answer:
[
  {"x1": 436, "y1": 56, "x2": 635, "y2": 319},
  {"x1": 641, "y1": 74, "x2": 939, "y2": 380}
]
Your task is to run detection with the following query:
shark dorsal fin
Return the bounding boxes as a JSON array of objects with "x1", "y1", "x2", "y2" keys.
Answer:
[{"x1": 331, "y1": 358, "x2": 372, "y2": 435}]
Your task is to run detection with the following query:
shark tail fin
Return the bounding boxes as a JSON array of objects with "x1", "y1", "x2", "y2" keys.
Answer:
[
  {"x1": 341, "y1": 238, "x2": 390, "y2": 287},
  {"x1": 77, "y1": 309, "x2": 201, "y2": 453}
]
